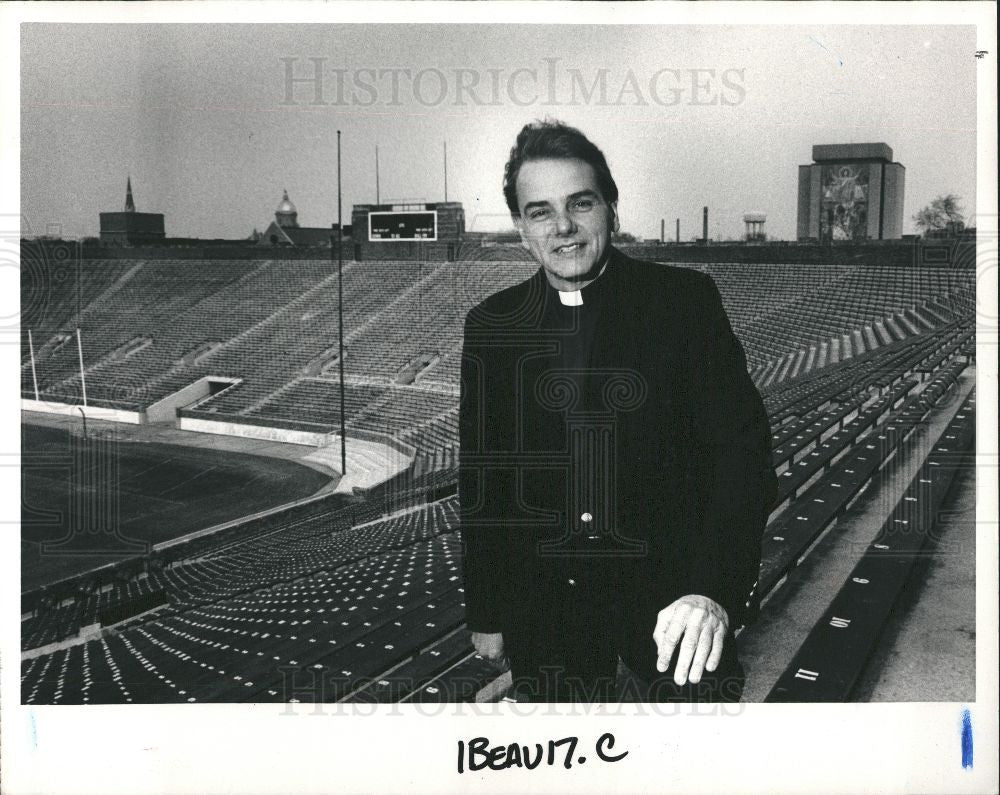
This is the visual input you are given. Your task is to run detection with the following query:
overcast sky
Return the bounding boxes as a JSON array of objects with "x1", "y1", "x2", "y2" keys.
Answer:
[{"x1": 20, "y1": 24, "x2": 977, "y2": 241}]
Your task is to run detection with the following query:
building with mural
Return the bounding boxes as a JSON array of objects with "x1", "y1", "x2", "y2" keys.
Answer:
[{"x1": 797, "y1": 143, "x2": 905, "y2": 242}]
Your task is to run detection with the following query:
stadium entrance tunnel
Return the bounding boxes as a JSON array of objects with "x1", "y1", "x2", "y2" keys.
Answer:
[
  {"x1": 145, "y1": 376, "x2": 242, "y2": 423},
  {"x1": 180, "y1": 341, "x2": 224, "y2": 367},
  {"x1": 302, "y1": 345, "x2": 342, "y2": 377},
  {"x1": 108, "y1": 336, "x2": 153, "y2": 362},
  {"x1": 395, "y1": 352, "x2": 441, "y2": 385}
]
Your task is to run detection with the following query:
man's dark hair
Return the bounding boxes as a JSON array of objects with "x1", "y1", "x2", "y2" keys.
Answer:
[{"x1": 503, "y1": 119, "x2": 619, "y2": 217}]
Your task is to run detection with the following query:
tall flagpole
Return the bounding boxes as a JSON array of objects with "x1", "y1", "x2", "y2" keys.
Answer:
[
  {"x1": 76, "y1": 327, "x2": 88, "y2": 407},
  {"x1": 28, "y1": 328, "x2": 39, "y2": 401},
  {"x1": 337, "y1": 130, "x2": 347, "y2": 478}
]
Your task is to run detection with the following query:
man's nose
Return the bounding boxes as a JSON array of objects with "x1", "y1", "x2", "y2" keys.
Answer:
[{"x1": 553, "y1": 211, "x2": 577, "y2": 236}]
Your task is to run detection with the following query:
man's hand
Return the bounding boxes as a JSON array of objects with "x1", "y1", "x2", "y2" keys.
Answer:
[
  {"x1": 471, "y1": 631, "x2": 508, "y2": 671},
  {"x1": 653, "y1": 595, "x2": 729, "y2": 686}
]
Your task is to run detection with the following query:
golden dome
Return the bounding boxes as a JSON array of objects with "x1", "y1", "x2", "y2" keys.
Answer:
[{"x1": 277, "y1": 189, "x2": 297, "y2": 215}]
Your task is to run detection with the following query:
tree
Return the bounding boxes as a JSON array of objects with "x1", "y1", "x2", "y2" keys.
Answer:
[{"x1": 913, "y1": 194, "x2": 966, "y2": 235}]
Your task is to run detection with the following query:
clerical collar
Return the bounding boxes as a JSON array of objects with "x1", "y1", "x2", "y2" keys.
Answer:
[
  {"x1": 554, "y1": 262, "x2": 608, "y2": 306},
  {"x1": 558, "y1": 289, "x2": 583, "y2": 306}
]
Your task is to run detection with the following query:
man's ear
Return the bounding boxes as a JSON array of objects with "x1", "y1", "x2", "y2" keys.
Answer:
[{"x1": 610, "y1": 202, "x2": 620, "y2": 234}]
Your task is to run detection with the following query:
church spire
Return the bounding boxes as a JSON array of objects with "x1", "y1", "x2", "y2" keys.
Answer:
[{"x1": 124, "y1": 176, "x2": 136, "y2": 213}]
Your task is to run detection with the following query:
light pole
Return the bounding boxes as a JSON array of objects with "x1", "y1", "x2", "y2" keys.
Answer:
[{"x1": 337, "y1": 129, "x2": 347, "y2": 478}]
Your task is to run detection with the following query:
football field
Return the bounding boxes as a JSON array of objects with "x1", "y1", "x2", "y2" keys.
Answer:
[{"x1": 21, "y1": 423, "x2": 330, "y2": 591}]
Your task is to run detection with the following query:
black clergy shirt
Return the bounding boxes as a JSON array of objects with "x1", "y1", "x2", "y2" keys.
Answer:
[{"x1": 533, "y1": 264, "x2": 625, "y2": 615}]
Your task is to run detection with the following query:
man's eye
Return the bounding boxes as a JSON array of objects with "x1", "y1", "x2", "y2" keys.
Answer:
[
  {"x1": 529, "y1": 209, "x2": 549, "y2": 220},
  {"x1": 573, "y1": 199, "x2": 595, "y2": 210}
]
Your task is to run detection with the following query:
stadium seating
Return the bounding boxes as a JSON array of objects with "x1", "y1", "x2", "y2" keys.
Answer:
[
  {"x1": 766, "y1": 387, "x2": 976, "y2": 701},
  {"x1": 250, "y1": 379, "x2": 389, "y2": 427},
  {"x1": 20, "y1": 252, "x2": 977, "y2": 704},
  {"x1": 23, "y1": 256, "x2": 973, "y2": 441},
  {"x1": 21, "y1": 257, "x2": 134, "y2": 365},
  {"x1": 23, "y1": 531, "x2": 466, "y2": 704},
  {"x1": 754, "y1": 359, "x2": 969, "y2": 613},
  {"x1": 24, "y1": 260, "x2": 272, "y2": 407}
]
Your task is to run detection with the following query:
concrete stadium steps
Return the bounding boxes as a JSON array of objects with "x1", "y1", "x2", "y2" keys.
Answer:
[
  {"x1": 883, "y1": 315, "x2": 906, "y2": 342},
  {"x1": 920, "y1": 299, "x2": 955, "y2": 325},
  {"x1": 787, "y1": 349, "x2": 808, "y2": 380},
  {"x1": 862, "y1": 325, "x2": 879, "y2": 351},
  {"x1": 737, "y1": 361, "x2": 974, "y2": 702},
  {"x1": 303, "y1": 435, "x2": 414, "y2": 493},
  {"x1": 816, "y1": 341, "x2": 829, "y2": 370},
  {"x1": 851, "y1": 329, "x2": 866, "y2": 357},
  {"x1": 700, "y1": 263, "x2": 975, "y2": 370},
  {"x1": 765, "y1": 387, "x2": 976, "y2": 702},
  {"x1": 758, "y1": 365, "x2": 962, "y2": 603},
  {"x1": 829, "y1": 336, "x2": 842, "y2": 365},
  {"x1": 411, "y1": 446, "x2": 457, "y2": 479},
  {"x1": 754, "y1": 305, "x2": 958, "y2": 390},
  {"x1": 896, "y1": 310, "x2": 921, "y2": 336},
  {"x1": 249, "y1": 378, "x2": 390, "y2": 428},
  {"x1": 760, "y1": 321, "x2": 970, "y2": 426}
]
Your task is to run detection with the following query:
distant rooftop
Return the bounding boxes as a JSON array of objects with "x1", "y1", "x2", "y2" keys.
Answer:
[{"x1": 812, "y1": 143, "x2": 894, "y2": 163}]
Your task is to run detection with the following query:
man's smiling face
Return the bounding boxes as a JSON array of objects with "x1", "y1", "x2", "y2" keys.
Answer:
[{"x1": 514, "y1": 158, "x2": 619, "y2": 291}]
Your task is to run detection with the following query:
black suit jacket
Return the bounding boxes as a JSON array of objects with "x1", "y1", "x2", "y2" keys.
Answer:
[{"x1": 459, "y1": 248, "x2": 776, "y2": 643}]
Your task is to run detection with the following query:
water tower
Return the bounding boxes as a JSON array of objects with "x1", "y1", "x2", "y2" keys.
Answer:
[{"x1": 743, "y1": 212, "x2": 766, "y2": 242}]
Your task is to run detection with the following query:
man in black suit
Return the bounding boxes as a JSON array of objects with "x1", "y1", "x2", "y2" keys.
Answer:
[{"x1": 459, "y1": 119, "x2": 776, "y2": 702}]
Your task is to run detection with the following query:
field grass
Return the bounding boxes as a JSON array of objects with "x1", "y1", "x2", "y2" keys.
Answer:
[{"x1": 21, "y1": 423, "x2": 330, "y2": 591}]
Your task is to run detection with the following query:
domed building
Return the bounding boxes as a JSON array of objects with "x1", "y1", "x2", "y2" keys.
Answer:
[
  {"x1": 258, "y1": 189, "x2": 350, "y2": 247},
  {"x1": 274, "y1": 189, "x2": 298, "y2": 229}
]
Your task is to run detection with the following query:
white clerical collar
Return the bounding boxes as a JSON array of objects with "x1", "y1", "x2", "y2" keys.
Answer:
[
  {"x1": 554, "y1": 262, "x2": 608, "y2": 306},
  {"x1": 558, "y1": 289, "x2": 583, "y2": 306}
]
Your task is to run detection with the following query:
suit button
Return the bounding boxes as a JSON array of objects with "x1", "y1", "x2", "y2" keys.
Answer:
[
  {"x1": 567, "y1": 579, "x2": 576, "y2": 586},
  {"x1": 580, "y1": 512, "x2": 593, "y2": 523}
]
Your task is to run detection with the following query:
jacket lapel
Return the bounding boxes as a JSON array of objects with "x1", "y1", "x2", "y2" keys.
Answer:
[{"x1": 587, "y1": 249, "x2": 640, "y2": 381}]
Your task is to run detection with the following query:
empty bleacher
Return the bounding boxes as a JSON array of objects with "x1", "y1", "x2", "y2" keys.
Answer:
[
  {"x1": 24, "y1": 258, "x2": 972, "y2": 421},
  {"x1": 22, "y1": 529, "x2": 467, "y2": 704},
  {"x1": 766, "y1": 387, "x2": 976, "y2": 701},
  {"x1": 21, "y1": 252, "x2": 978, "y2": 704},
  {"x1": 22, "y1": 340, "x2": 975, "y2": 703},
  {"x1": 250, "y1": 379, "x2": 389, "y2": 427}
]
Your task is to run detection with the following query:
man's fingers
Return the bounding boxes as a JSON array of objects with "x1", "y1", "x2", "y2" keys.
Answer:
[
  {"x1": 655, "y1": 607, "x2": 689, "y2": 672},
  {"x1": 652, "y1": 604, "x2": 675, "y2": 645},
  {"x1": 705, "y1": 624, "x2": 726, "y2": 673},
  {"x1": 687, "y1": 624, "x2": 714, "y2": 684},
  {"x1": 671, "y1": 609, "x2": 706, "y2": 685},
  {"x1": 672, "y1": 627, "x2": 700, "y2": 686}
]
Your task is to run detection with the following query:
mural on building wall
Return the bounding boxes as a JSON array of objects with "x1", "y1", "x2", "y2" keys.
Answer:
[{"x1": 819, "y1": 163, "x2": 870, "y2": 241}]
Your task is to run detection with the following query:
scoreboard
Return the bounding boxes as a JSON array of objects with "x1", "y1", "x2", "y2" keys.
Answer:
[{"x1": 368, "y1": 210, "x2": 438, "y2": 241}]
